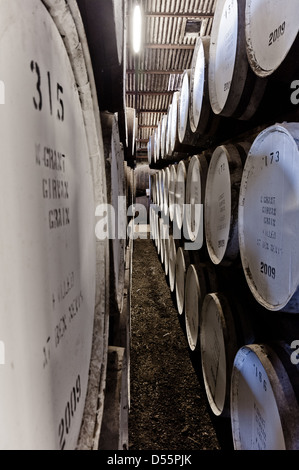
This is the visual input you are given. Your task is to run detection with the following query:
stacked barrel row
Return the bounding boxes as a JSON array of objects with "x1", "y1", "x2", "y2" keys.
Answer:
[
  {"x1": 149, "y1": 119, "x2": 299, "y2": 449},
  {"x1": 147, "y1": 0, "x2": 299, "y2": 451},
  {"x1": 148, "y1": 0, "x2": 299, "y2": 170}
]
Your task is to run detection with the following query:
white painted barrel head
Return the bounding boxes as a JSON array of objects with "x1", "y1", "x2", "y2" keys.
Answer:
[
  {"x1": 155, "y1": 213, "x2": 161, "y2": 255},
  {"x1": 168, "y1": 165, "x2": 177, "y2": 222},
  {"x1": 178, "y1": 70, "x2": 191, "y2": 144},
  {"x1": 0, "y1": 0, "x2": 96, "y2": 449},
  {"x1": 149, "y1": 206, "x2": 155, "y2": 241},
  {"x1": 170, "y1": 91, "x2": 180, "y2": 154},
  {"x1": 239, "y1": 123, "x2": 299, "y2": 312},
  {"x1": 163, "y1": 166, "x2": 170, "y2": 218},
  {"x1": 168, "y1": 235, "x2": 177, "y2": 292},
  {"x1": 185, "y1": 155, "x2": 207, "y2": 244},
  {"x1": 231, "y1": 343, "x2": 299, "y2": 450},
  {"x1": 156, "y1": 119, "x2": 161, "y2": 162},
  {"x1": 155, "y1": 170, "x2": 161, "y2": 207},
  {"x1": 200, "y1": 293, "x2": 238, "y2": 417},
  {"x1": 160, "y1": 114, "x2": 168, "y2": 160},
  {"x1": 245, "y1": 0, "x2": 299, "y2": 77},
  {"x1": 175, "y1": 247, "x2": 189, "y2": 316},
  {"x1": 165, "y1": 104, "x2": 173, "y2": 158},
  {"x1": 174, "y1": 160, "x2": 187, "y2": 231},
  {"x1": 164, "y1": 232, "x2": 169, "y2": 277},
  {"x1": 159, "y1": 169, "x2": 165, "y2": 212},
  {"x1": 190, "y1": 38, "x2": 206, "y2": 132},
  {"x1": 159, "y1": 217, "x2": 165, "y2": 264},
  {"x1": 205, "y1": 146, "x2": 236, "y2": 265},
  {"x1": 159, "y1": 217, "x2": 169, "y2": 267},
  {"x1": 185, "y1": 265, "x2": 202, "y2": 351},
  {"x1": 208, "y1": 0, "x2": 239, "y2": 115}
]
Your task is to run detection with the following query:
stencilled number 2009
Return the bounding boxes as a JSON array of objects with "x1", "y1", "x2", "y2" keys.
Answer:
[
  {"x1": 58, "y1": 375, "x2": 82, "y2": 450},
  {"x1": 30, "y1": 60, "x2": 64, "y2": 121},
  {"x1": 260, "y1": 261, "x2": 276, "y2": 279}
]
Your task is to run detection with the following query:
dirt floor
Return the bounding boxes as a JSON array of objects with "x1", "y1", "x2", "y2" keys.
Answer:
[{"x1": 128, "y1": 234, "x2": 234, "y2": 451}]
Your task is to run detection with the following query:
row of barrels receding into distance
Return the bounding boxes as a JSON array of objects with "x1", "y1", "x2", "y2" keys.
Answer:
[
  {"x1": 142, "y1": 0, "x2": 299, "y2": 451},
  {"x1": 147, "y1": 0, "x2": 299, "y2": 168},
  {"x1": 148, "y1": 123, "x2": 299, "y2": 450}
]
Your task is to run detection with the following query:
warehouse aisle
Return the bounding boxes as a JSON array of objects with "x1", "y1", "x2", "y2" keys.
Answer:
[{"x1": 128, "y1": 234, "x2": 233, "y2": 450}]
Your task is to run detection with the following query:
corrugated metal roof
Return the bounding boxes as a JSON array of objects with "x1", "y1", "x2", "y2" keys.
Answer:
[{"x1": 125, "y1": 0, "x2": 216, "y2": 157}]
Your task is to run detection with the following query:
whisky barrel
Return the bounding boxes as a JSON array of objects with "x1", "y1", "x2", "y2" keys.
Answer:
[
  {"x1": 154, "y1": 170, "x2": 161, "y2": 208},
  {"x1": 168, "y1": 164, "x2": 177, "y2": 223},
  {"x1": 208, "y1": 0, "x2": 267, "y2": 119},
  {"x1": 200, "y1": 293, "x2": 239, "y2": 417},
  {"x1": 245, "y1": 0, "x2": 299, "y2": 79},
  {"x1": 167, "y1": 234, "x2": 177, "y2": 293},
  {"x1": 175, "y1": 248, "x2": 191, "y2": 316},
  {"x1": 189, "y1": 36, "x2": 220, "y2": 139},
  {"x1": 184, "y1": 264, "x2": 207, "y2": 352},
  {"x1": 158, "y1": 169, "x2": 164, "y2": 210},
  {"x1": 155, "y1": 120, "x2": 161, "y2": 164},
  {"x1": 164, "y1": 228, "x2": 170, "y2": 277},
  {"x1": 239, "y1": 123, "x2": 299, "y2": 312},
  {"x1": 159, "y1": 217, "x2": 165, "y2": 266},
  {"x1": 170, "y1": 91, "x2": 194, "y2": 158},
  {"x1": 111, "y1": 114, "x2": 126, "y2": 313},
  {"x1": 178, "y1": 69, "x2": 198, "y2": 147},
  {"x1": 134, "y1": 164, "x2": 153, "y2": 197},
  {"x1": 153, "y1": 210, "x2": 161, "y2": 255},
  {"x1": 231, "y1": 342, "x2": 299, "y2": 450},
  {"x1": 162, "y1": 166, "x2": 170, "y2": 217},
  {"x1": 205, "y1": 143, "x2": 249, "y2": 266},
  {"x1": 160, "y1": 114, "x2": 168, "y2": 160},
  {"x1": 185, "y1": 154, "x2": 208, "y2": 244},
  {"x1": 165, "y1": 103, "x2": 173, "y2": 159},
  {"x1": 170, "y1": 91, "x2": 182, "y2": 156},
  {"x1": 174, "y1": 160, "x2": 188, "y2": 231},
  {"x1": 150, "y1": 205, "x2": 157, "y2": 245},
  {"x1": 0, "y1": 0, "x2": 109, "y2": 450},
  {"x1": 150, "y1": 173, "x2": 157, "y2": 205}
]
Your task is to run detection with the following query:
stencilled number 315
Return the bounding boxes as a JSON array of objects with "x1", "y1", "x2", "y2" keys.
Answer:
[{"x1": 30, "y1": 60, "x2": 64, "y2": 121}]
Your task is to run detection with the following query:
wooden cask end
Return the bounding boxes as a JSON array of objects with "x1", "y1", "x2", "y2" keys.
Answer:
[
  {"x1": 175, "y1": 247, "x2": 191, "y2": 316},
  {"x1": 189, "y1": 36, "x2": 220, "y2": 139},
  {"x1": 0, "y1": 0, "x2": 109, "y2": 450},
  {"x1": 208, "y1": 0, "x2": 267, "y2": 120},
  {"x1": 239, "y1": 123, "x2": 299, "y2": 312},
  {"x1": 231, "y1": 342, "x2": 299, "y2": 450},
  {"x1": 200, "y1": 293, "x2": 239, "y2": 417},
  {"x1": 184, "y1": 264, "x2": 207, "y2": 352},
  {"x1": 205, "y1": 143, "x2": 248, "y2": 266},
  {"x1": 185, "y1": 154, "x2": 208, "y2": 245},
  {"x1": 245, "y1": 0, "x2": 299, "y2": 79}
]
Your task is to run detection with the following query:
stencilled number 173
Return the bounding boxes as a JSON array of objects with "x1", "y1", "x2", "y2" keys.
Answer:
[
  {"x1": 30, "y1": 60, "x2": 64, "y2": 121},
  {"x1": 264, "y1": 151, "x2": 279, "y2": 166}
]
